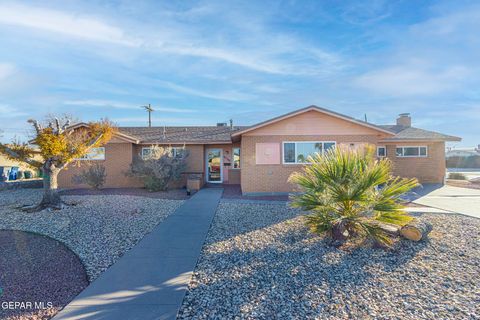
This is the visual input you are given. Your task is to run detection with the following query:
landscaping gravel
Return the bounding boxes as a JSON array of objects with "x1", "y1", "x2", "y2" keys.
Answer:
[
  {"x1": 179, "y1": 201, "x2": 480, "y2": 319},
  {"x1": 0, "y1": 230, "x2": 88, "y2": 320},
  {"x1": 0, "y1": 188, "x2": 183, "y2": 281}
]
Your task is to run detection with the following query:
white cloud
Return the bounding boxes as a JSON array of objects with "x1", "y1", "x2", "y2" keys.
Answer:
[
  {"x1": 354, "y1": 63, "x2": 470, "y2": 96},
  {"x1": 0, "y1": 3, "x2": 139, "y2": 46},
  {"x1": 0, "y1": 104, "x2": 28, "y2": 117},
  {"x1": 63, "y1": 100, "x2": 196, "y2": 113},
  {"x1": 157, "y1": 81, "x2": 256, "y2": 102},
  {"x1": 0, "y1": 3, "x2": 342, "y2": 76}
]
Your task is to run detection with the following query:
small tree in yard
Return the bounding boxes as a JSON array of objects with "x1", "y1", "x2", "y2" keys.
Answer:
[
  {"x1": 73, "y1": 163, "x2": 107, "y2": 189},
  {"x1": 0, "y1": 118, "x2": 115, "y2": 211},
  {"x1": 127, "y1": 145, "x2": 188, "y2": 191},
  {"x1": 289, "y1": 145, "x2": 419, "y2": 247}
]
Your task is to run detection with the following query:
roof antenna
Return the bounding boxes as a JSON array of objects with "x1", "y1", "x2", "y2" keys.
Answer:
[
  {"x1": 229, "y1": 119, "x2": 233, "y2": 130},
  {"x1": 141, "y1": 104, "x2": 154, "y2": 127},
  {"x1": 364, "y1": 113, "x2": 368, "y2": 122}
]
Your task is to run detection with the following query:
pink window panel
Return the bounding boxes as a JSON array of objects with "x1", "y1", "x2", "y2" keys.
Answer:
[{"x1": 256, "y1": 143, "x2": 280, "y2": 164}]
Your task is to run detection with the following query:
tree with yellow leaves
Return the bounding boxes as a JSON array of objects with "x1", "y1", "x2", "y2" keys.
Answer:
[{"x1": 0, "y1": 117, "x2": 116, "y2": 211}]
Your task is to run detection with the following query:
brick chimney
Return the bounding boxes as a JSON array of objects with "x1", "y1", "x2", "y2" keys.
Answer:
[{"x1": 396, "y1": 113, "x2": 411, "y2": 127}]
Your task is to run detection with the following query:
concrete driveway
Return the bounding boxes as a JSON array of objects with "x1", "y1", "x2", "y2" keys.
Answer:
[{"x1": 413, "y1": 185, "x2": 480, "y2": 219}]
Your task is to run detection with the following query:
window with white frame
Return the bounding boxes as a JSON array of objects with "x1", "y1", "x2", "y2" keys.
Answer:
[
  {"x1": 141, "y1": 146, "x2": 185, "y2": 159},
  {"x1": 172, "y1": 147, "x2": 186, "y2": 158},
  {"x1": 233, "y1": 147, "x2": 241, "y2": 168},
  {"x1": 377, "y1": 146, "x2": 386, "y2": 157},
  {"x1": 76, "y1": 147, "x2": 105, "y2": 160},
  {"x1": 396, "y1": 146, "x2": 427, "y2": 157},
  {"x1": 141, "y1": 147, "x2": 153, "y2": 159},
  {"x1": 283, "y1": 141, "x2": 336, "y2": 164}
]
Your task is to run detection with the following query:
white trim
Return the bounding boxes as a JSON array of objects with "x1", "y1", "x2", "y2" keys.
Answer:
[
  {"x1": 141, "y1": 147, "x2": 151, "y2": 159},
  {"x1": 206, "y1": 148, "x2": 223, "y2": 183},
  {"x1": 377, "y1": 145, "x2": 386, "y2": 158},
  {"x1": 282, "y1": 141, "x2": 336, "y2": 164},
  {"x1": 395, "y1": 146, "x2": 428, "y2": 158}
]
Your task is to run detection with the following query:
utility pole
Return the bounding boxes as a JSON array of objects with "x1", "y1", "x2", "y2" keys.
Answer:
[{"x1": 141, "y1": 104, "x2": 154, "y2": 127}]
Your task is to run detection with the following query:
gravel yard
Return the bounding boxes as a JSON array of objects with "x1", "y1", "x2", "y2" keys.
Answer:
[
  {"x1": 0, "y1": 230, "x2": 88, "y2": 320},
  {"x1": 179, "y1": 201, "x2": 480, "y2": 319},
  {"x1": 0, "y1": 188, "x2": 183, "y2": 281}
]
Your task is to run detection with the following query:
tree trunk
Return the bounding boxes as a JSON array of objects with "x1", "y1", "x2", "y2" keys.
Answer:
[
  {"x1": 25, "y1": 164, "x2": 64, "y2": 212},
  {"x1": 400, "y1": 220, "x2": 433, "y2": 241}
]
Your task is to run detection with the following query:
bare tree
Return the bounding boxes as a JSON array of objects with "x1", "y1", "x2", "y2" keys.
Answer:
[{"x1": 0, "y1": 117, "x2": 115, "y2": 211}]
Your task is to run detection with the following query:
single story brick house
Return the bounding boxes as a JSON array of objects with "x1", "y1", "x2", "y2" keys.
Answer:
[{"x1": 58, "y1": 105, "x2": 461, "y2": 194}]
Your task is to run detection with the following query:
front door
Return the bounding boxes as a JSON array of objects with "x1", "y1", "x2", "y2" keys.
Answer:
[{"x1": 206, "y1": 149, "x2": 222, "y2": 183}]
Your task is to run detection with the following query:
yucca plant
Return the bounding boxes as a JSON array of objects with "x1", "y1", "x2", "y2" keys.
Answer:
[{"x1": 289, "y1": 145, "x2": 419, "y2": 247}]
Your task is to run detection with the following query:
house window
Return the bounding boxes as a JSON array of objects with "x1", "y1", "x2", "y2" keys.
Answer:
[
  {"x1": 77, "y1": 147, "x2": 105, "y2": 160},
  {"x1": 377, "y1": 146, "x2": 386, "y2": 157},
  {"x1": 283, "y1": 141, "x2": 336, "y2": 164},
  {"x1": 141, "y1": 147, "x2": 153, "y2": 159},
  {"x1": 396, "y1": 146, "x2": 427, "y2": 157},
  {"x1": 142, "y1": 146, "x2": 185, "y2": 159},
  {"x1": 172, "y1": 147, "x2": 186, "y2": 158},
  {"x1": 233, "y1": 147, "x2": 241, "y2": 168}
]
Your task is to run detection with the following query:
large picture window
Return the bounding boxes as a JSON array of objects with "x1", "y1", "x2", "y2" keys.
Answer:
[
  {"x1": 77, "y1": 147, "x2": 105, "y2": 160},
  {"x1": 396, "y1": 146, "x2": 427, "y2": 157},
  {"x1": 283, "y1": 141, "x2": 336, "y2": 164},
  {"x1": 233, "y1": 147, "x2": 241, "y2": 168}
]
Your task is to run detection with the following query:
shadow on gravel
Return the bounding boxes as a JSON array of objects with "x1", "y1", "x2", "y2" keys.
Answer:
[
  {"x1": 181, "y1": 215, "x2": 430, "y2": 318},
  {"x1": 60, "y1": 187, "x2": 189, "y2": 200},
  {"x1": 0, "y1": 230, "x2": 88, "y2": 320}
]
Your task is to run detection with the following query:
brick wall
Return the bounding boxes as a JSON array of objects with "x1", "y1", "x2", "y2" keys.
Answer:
[
  {"x1": 241, "y1": 135, "x2": 446, "y2": 194},
  {"x1": 386, "y1": 141, "x2": 446, "y2": 184},
  {"x1": 241, "y1": 135, "x2": 381, "y2": 194},
  {"x1": 60, "y1": 143, "x2": 207, "y2": 189},
  {"x1": 58, "y1": 142, "x2": 143, "y2": 188}
]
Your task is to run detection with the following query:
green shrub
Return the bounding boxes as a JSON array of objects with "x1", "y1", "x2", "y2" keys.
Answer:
[
  {"x1": 289, "y1": 145, "x2": 418, "y2": 247},
  {"x1": 72, "y1": 163, "x2": 107, "y2": 189},
  {"x1": 127, "y1": 145, "x2": 188, "y2": 192},
  {"x1": 24, "y1": 170, "x2": 33, "y2": 179},
  {"x1": 448, "y1": 172, "x2": 467, "y2": 180}
]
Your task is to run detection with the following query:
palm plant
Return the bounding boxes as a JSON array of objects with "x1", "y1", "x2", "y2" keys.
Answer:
[{"x1": 289, "y1": 145, "x2": 418, "y2": 247}]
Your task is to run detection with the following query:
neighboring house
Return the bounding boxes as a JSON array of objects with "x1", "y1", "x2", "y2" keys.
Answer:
[
  {"x1": 446, "y1": 145, "x2": 480, "y2": 169},
  {"x1": 58, "y1": 106, "x2": 461, "y2": 194},
  {"x1": 446, "y1": 146, "x2": 480, "y2": 158},
  {"x1": 0, "y1": 152, "x2": 39, "y2": 180}
]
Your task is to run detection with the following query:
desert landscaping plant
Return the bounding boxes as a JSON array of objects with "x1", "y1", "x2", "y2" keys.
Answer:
[
  {"x1": 0, "y1": 117, "x2": 115, "y2": 211},
  {"x1": 127, "y1": 145, "x2": 188, "y2": 191},
  {"x1": 73, "y1": 163, "x2": 107, "y2": 189},
  {"x1": 448, "y1": 172, "x2": 467, "y2": 180},
  {"x1": 289, "y1": 145, "x2": 418, "y2": 247}
]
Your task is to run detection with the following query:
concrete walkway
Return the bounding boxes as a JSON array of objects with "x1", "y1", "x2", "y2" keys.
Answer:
[
  {"x1": 413, "y1": 185, "x2": 480, "y2": 219},
  {"x1": 54, "y1": 188, "x2": 223, "y2": 320}
]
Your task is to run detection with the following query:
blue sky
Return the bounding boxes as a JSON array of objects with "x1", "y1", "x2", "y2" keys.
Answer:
[{"x1": 0, "y1": 0, "x2": 478, "y2": 146}]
